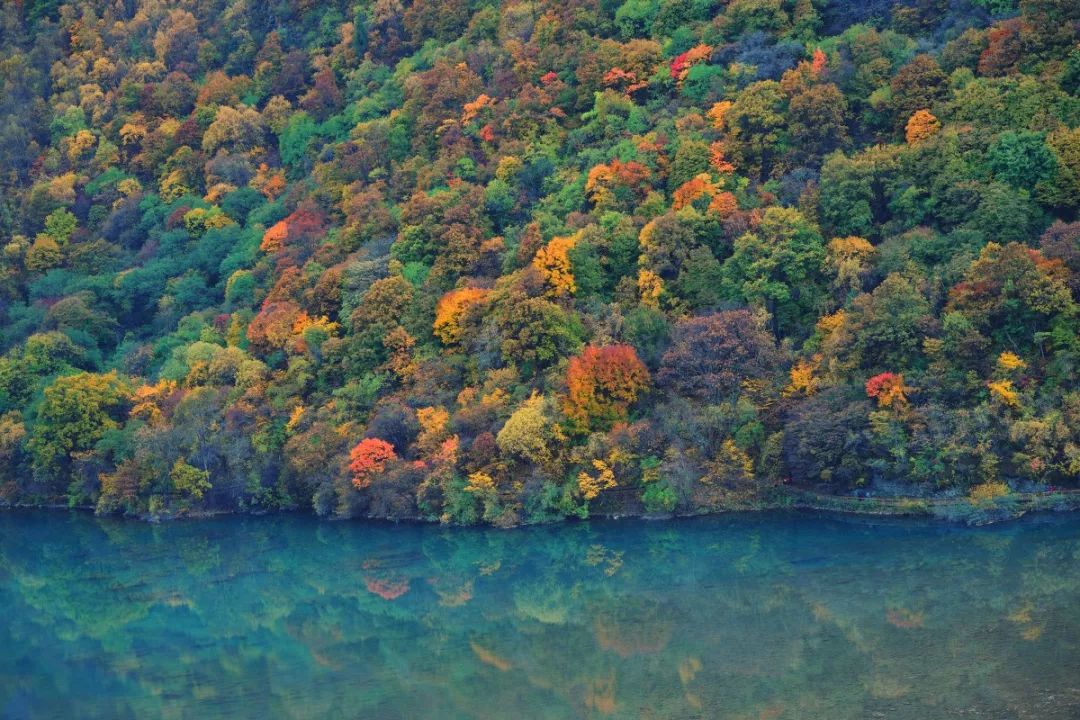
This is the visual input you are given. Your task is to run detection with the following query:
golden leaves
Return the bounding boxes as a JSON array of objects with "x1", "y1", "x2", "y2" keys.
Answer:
[
  {"x1": 785, "y1": 358, "x2": 821, "y2": 397},
  {"x1": 533, "y1": 235, "x2": 578, "y2": 297},
  {"x1": 707, "y1": 100, "x2": 733, "y2": 130},
  {"x1": 578, "y1": 459, "x2": 617, "y2": 501},
  {"x1": 433, "y1": 287, "x2": 489, "y2": 345},
  {"x1": 987, "y1": 379, "x2": 1020, "y2": 407},
  {"x1": 997, "y1": 352, "x2": 1026, "y2": 372},
  {"x1": 905, "y1": 109, "x2": 940, "y2": 145}
]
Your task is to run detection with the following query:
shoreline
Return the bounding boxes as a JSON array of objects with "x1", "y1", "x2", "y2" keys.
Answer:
[
  {"x1": 770, "y1": 487, "x2": 1080, "y2": 525},
  {"x1": 4, "y1": 487, "x2": 1080, "y2": 527}
]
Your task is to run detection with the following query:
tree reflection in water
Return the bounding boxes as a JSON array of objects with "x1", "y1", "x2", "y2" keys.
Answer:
[{"x1": 2, "y1": 510, "x2": 1079, "y2": 719}]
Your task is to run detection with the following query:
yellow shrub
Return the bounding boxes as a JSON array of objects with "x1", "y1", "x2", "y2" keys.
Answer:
[{"x1": 969, "y1": 481, "x2": 1010, "y2": 502}]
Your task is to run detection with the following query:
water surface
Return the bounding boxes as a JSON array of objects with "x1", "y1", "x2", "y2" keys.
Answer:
[{"x1": 2, "y1": 510, "x2": 1079, "y2": 719}]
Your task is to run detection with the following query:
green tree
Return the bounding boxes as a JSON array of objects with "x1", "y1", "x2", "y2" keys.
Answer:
[
  {"x1": 987, "y1": 131, "x2": 1057, "y2": 189},
  {"x1": 826, "y1": 274, "x2": 933, "y2": 375},
  {"x1": 44, "y1": 209, "x2": 77, "y2": 245},
  {"x1": 724, "y1": 80, "x2": 787, "y2": 180},
  {"x1": 788, "y1": 84, "x2": 849, "y2": 164},
  {"x1": 170, "y1": 458, "x2": 212, "y2": 504},
  {"x1": 720, "y1": 207, "x2": 827, "y2": 337},
  {"x1": 615, "y1": 0, "x2": 660, "y2": 39}
]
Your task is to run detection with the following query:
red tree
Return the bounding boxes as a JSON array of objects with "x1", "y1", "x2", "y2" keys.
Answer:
[
  {"x1": 865, "y1": 372, "x2": 909, "y2": 408},
  {"x1": 349, "y1": 438, "x2": 397, "y2": 489},
  {"x1": 260, "y1": 202, "x2": 327, "y2": 268}
]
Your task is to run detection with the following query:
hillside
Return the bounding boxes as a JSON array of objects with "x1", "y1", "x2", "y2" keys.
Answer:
[{"x1": 0, "y1": 0, "x2": 1078, "y2": 524}]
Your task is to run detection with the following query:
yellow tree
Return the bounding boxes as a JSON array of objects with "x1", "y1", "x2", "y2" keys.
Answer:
[
  {"x1": 433, "y1": 287, "x2": 489, "y2": 346},
  {"x1": 496, "y1": 392, "x2": 560, "y2": 466},
  {"x1": 905, "y1": 109, "x2": 940, "y2": 145},
  {"x1": 532, "y1": 235, "x2": 578, "y2": 297},
  {"x1": 825, "y1": 235, "x2": 875, "y2": 296}
]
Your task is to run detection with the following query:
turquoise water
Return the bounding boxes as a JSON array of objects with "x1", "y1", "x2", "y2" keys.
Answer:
[{"x1": 1, "y1": 511, "x2": 1079, "y2": 719}]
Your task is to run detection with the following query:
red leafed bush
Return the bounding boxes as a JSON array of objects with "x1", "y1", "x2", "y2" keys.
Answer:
[{"x1": 865, "y1": 372, "x2": 908, "y2": 408}]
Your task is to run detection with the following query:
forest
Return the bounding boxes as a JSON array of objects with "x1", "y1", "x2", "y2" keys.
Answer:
[{"x1": 0, "y1": 0, "x2": 1077, "y2": 525}]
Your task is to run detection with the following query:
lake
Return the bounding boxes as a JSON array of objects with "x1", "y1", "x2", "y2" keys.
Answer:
[{"x1": 1, "y1": 510, "x2": 1079, "y2": 719}]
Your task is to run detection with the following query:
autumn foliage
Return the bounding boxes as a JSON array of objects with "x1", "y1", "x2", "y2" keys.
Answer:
[
  {"x1": 258, "y1": 204, "x2": 327, "y2": 265},
  {"x1": 1, "y1": 0, "x2": 1078, "y2": 524},
  {"x1": 865, "y1": 373, "x2": 910, "y2": 408},
  {"x1": 532, "y1": 235, "x2": 579, "y2": 297},
  {"x1": 905, "y1": 109, "x2": 941, "y2": 145},
  {"x1": 669, "y1": 44, "x2": 712, "y2": 83},
  {"x1": 349, "y1": 438, "x2": 397, "y2": 489},
  {"x1": 433, "y1": 287, "x2": 489, "y2": 346},
  {"x1": 672, "y1": 174, "x2": 719, "y2": 211},
  {"x1": 585, "y1": 160, "x2": 650, "y2": 209},
  {"x1": 565, "y1": 345, "x2": 650, "y2": 432}
]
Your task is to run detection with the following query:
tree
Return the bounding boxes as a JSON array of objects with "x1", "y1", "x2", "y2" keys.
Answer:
[
  {"x1": 202, "y1": 106, "x2": 266, "y2": 154},
  {"x1": 671, "y1": 174, "x2": 719, "y2": 211},
  {"x1": 299, "y1": 67, "x2": 343, "y2": 121},
  {"x1": 578, "y1": 459, "x2": 617, "y2": 501},
  {"x1": 987, "y1": 131, "x2": 1057, "y2": 189},
  {"x1": 788, "y1": 83, "x2": 849, "y2": 162},
  {"x1": 615, "y1": 0, "x2": 660, "y2": 39},
  {"x1": 258, "y1": 203, "x2": 327, "y2": 266},
  {"x1": 669, "y1": 44, "x2": 712, "y2": 84},
  {"x1": 865, "y1": 372, "x2": 910, "y2": 408},
  {"x1": 28, "y1": 372, "x2": 130, "y2": 480},
  {"x1": 564, "y1": 345, "x2": 650, "y2": 432},
  {"x1": 824, "y1": 273, "x2": 932, "y2": 374},
  {"x1": 719, "y1": 207, "x2": 827, "y2": 337},
  {"x1": 668, "y1": 139, "x2": 711, "y2": 190},
  {"x1": 153, "y1": 10, "x2": 199, "y2": 70},
  {"x1": 44, "y1": 209, "x2": 76, "y2": 245},
  {"x1": 246, "y1": 302, "x2": 305, "y2": 352},
  {"x1": 349, "y1": 438, "x2": 397, "y2": 489},
  {"x1": 496, "y1": 393, "x2": 559, "y2": 466},
  {"x1": 532, "y1": 235, "x2": 578, "y2": 297},
  {"x1": 96, "y1": 457, "x2": 152, "y2": 515},
  {"x1": 890, "y1": 54, "x2": 948, "y2": 131},
  {"x1": 817, "y1": 148, "x2": 897, "y2": 238},
  {"x1": 489, "y1": 271, "x2": 585, "y2": 374},
  {"x1": 783, "y1": 386, "x2": 872, "y2": 488},
  {"x1": 0, "y1": 412, "x2": 26, "y2": 484},
  {"x1": 905, "y1": 109, "x2": 940, "y2": 145},
  {"x1": 638, "y1": 210, "x2": 711, "y2": 282},
  {"x1": 585, "y1": 160, "x2": 651, "y2": 211},
  {"x1": 947, "y1": 242, "x2": 1074, "y2": 349},
  {"x1": 170, "y1": 458, "x2": 211, "y2": 503},
  {"x1": 279, "y1": 112, "x2": 318, "y2": 171},
  {"x1": 658, "y1": 310, "x2": 783, "y2": 402},
  {"x1": 1038, "y1": 221, "x2": 1080, "y2": 297},
  {"x1": 25, "y1": 234, "x2": 61, "y2": 272},
  {"x1": 723, "y1": 80, "x2": 787, "y2": 180},
  {"x1": 825, "y1": 235, "x2": 875, "y2": 298},
  {"x1": 433, "y1": 287, "x2": 489, "y2": 346},
  {"x1": 978, "y1": 19, "x2": 1023, "y2": 76}
]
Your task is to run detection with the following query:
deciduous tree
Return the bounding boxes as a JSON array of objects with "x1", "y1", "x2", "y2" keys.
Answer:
[{"x1": 564, "y1": 345, "x2": 650, "y2": 432}]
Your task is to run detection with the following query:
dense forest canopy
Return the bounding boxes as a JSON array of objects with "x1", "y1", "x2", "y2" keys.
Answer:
[{"x1": 0, "y1": 0, "x2": 1077, "y2": 524}]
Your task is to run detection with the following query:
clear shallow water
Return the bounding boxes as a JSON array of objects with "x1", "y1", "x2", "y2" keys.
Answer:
[{"x1": 1, "y1": 511, "x2": 1079, "y2": 720}]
